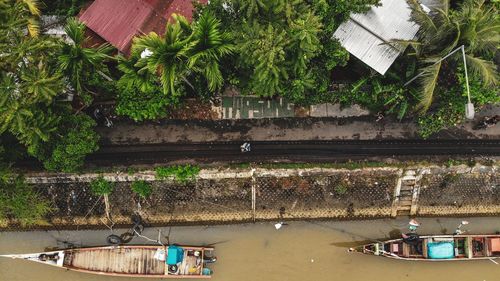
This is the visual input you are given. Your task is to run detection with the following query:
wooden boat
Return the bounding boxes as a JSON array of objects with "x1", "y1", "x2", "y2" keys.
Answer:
[
  {"x1": 0, "y1": 245, "x2": 216, "y2": 278},
  {"x1": 354, "y1": 234, "x2": 500, "y2": 261}
]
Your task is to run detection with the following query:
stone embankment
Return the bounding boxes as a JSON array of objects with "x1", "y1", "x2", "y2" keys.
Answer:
[{"x1": 1, "y1": 164, "x2": 498, "y2": 231}]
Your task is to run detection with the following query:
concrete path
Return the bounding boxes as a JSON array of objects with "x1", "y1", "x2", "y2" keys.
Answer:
[{"x1": 97, "y1": 116, "x2": 499, "y2": 145}]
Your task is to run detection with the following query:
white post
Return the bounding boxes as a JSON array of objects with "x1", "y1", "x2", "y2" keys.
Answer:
[
  {"x1": 404, "y1": 45, "x2": 475, "y2": 119},
  {"x1": 461, "y1": 46, "x2": 475, "y2": 120}
]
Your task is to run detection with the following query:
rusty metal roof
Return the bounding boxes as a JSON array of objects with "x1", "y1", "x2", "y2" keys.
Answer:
[
  {"x1": 333, "y1": 0, "x2": 421, "y2": 75},
  {"x1": 79, "y1": 0, "x2": 207, "y2": 55}
]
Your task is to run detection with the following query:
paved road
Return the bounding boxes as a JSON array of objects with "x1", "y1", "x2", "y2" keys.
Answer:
[{"x1": 88, "y1": 140, "x2": 500, "y2": 165}]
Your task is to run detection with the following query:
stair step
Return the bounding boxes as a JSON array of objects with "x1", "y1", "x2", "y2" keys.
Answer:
[
  {"x1": 404, "y1": 171, "x2": 416, "y2": 176},
  {"x1": 402, "y1": 181, "x2": 416, "y2": 186},
  {"x1": 398, "y1": 205, "x2": 412, "y2": 211},
  {"x1": 398, "y1": 192, "x2": 413, "y2": 198},
  {"x1": 399, "y1": 196, "x2": 413, "y2": 201}
]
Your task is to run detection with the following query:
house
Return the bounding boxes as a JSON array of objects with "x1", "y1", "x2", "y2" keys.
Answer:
[
  {"x1": 78, "y1": 0, "x2": 207, "y2": 55},
  {"x1": 332, "y1": 0, "x2": 441, "y2": 75}
]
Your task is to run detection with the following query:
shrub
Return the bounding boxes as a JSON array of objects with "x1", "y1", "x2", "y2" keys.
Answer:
[
  {"x1": 131, "y1": 181, "x2": 152, "y2": 198},
  {"x1": 0, "y1": 173, "x2": 52, "y2": 226},
  {"x1": 42, "y1": 114, "x2": 100, "y2": 173},
  {"x1": 155, "y1": 165, "x2": 200, "y2": 183},
  {"x1": 334, "y1": 183, "x2": 348, "y2": 195},
  {"x1": 90, "y1": 176, "x2": 115, "y2": 196}
]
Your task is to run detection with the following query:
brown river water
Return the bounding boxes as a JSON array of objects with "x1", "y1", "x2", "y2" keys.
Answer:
[{"x1": 1, "y1": 217, "x2": 499, "y2": 281}]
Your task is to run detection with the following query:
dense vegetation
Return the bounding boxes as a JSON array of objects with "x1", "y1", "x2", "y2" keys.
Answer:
[
  {"x1": 156, "y1": 165, "x2": 201, "y2": 183},
  {"x1": 0, "y1": 0, "x2": 498, "y2": 175},
  {"x1": 0, "y1": 166, "x2": 51, "y2": 226},
  {"x1": 0, "y1": 0, "x2": 497, "y2": 225}
]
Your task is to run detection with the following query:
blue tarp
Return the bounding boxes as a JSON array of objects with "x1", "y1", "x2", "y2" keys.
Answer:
[
  {"x1": 166, "y1": 245, "x2": 184, "y2": 265},
  {"x1": 428, "y1": 241, "x2": 455, "y2": 259}
]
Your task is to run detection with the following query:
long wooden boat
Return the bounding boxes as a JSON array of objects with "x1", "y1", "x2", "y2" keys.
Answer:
[
  {"x1": 0, "y1": 245, "x2": 216, "y2": 278},
  {"x1": 354, "y1": 234, "x2": 500, "y2": 261}
]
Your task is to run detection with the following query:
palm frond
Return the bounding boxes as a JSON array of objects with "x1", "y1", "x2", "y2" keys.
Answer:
[
  {"x1": 64, "y1": 17, "x2": 85, "y2": 45},
  {"x1": 416, "y1": 61, "x2": 442, "y2": 112},
  {"x1": 464, "y1": 54, "x2": 498, "y2": 86},
  {"x1": 408, "y1": 0, "x2": 437, "y2": 32},
  {"x1": 27, "y1": 18, "x2": 39, "y2": 37},
  {"x1": 20, "y1": 0, "x2": 40, "y2": 16}
]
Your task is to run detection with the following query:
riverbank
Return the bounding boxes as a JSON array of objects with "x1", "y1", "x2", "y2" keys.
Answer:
[{"x1": 1, "y1": 164, "x2": 498, "y2": 231}]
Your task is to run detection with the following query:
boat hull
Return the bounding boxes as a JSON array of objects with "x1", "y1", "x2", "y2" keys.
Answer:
[
  {"x1": 356, "y1": 234, "x2": 500, "y2": 261},
  {"x1": 1, "y1": 245, "x2": 215, "y2": 279}
]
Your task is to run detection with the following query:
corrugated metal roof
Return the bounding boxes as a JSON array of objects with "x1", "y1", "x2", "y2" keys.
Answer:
[
  {"x1": 333, "y1": 0, "x2": 420, "y2": 75},
  {"x1": 79, "y1": 0, "x2": 207, "y2": 55}
]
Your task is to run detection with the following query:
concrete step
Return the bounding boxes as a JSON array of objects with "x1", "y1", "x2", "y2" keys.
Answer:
[
  {"x1": 399, "y1": 189, "x2": 413, "y2": 195},
  {"x1": 401, "y1": 181, "x2": 416, "y2": 186},
  {"x1": 397, "y1": 210, "x2": 411, "y2": 216},
  {"x1": 398, "y1": 205, "x2": 412, "y2": 211},
  {"x1": 404, "y1": 170, "x2": 416, "y2": 177},
  {"x1": 398, "y1": 196, "x2": 413, "y2": 202}
]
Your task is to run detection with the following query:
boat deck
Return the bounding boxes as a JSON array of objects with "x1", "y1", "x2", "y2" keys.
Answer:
[{"x1": 66, "y1": 246, "x2": 165, "y2": 275}]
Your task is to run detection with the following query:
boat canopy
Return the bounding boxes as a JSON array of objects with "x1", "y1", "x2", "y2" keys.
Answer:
[
  {"x1": 167, "y1": 245, "x2": 184, "y2": 265},
  {"x1": 428, "y1": 242, "x2": 454, "y2": 259}
]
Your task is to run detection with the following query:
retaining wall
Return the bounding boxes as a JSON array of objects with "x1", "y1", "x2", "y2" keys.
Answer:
[{"x1": 1, "y1": 165, "x2": 498, "y2": 231}]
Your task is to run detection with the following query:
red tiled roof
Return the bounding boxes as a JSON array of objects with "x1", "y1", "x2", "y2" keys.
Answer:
[{"x1": 79, "y1": 0, "x2": 207, "y2": 55}]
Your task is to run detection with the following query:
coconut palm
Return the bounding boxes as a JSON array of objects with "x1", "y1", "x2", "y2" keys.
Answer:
[
  {"x1": 405, "y1": 0, "x2": 499, "y2": 112},
  {"x1": 58, "y1": 17, "x2": 113, "y2": 97},
  {"x1": 239, "y1": 22, "x2": 290, "y2": 97},
  {"x1": 235, "y1": 0, "x2": 267, "y2": 18},
  {"x1": 189, "y1": 11, "x2": 235, "y2": 91}
]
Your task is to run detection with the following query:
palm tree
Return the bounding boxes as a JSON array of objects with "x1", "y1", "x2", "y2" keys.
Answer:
[
  {"x1": 288, "y1": 11, "x2": 322, "y2": 75},
  {"x1": 239, "y1": 22, "x2": 289, "y2": 97},
  {"x1": 58, "y1": 17, "x2": 114, "y2": 97},
  {"x1": 131, "y1": 14, "x2": 194, "y2": 97},
  {"x1": 405, "y1": 0, "x2": 499, "y2": 111},
  {"x1": 116, "y1": 55, "x2": 159, "y2": 94},
  {"x1": 235, "y1": 0, "x2": 267, "y2": 18},
  {"x1": 189, "y1": 11, "x2": 235, "y2": 92}
]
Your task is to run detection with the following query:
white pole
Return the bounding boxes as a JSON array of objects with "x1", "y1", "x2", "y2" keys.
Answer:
[
  {"x1": 461, "y1": 46, "x2": 475, "y2": 120},
  {"x1": 404, "y1": 45, "x2": 475, "y2": 119},
  {"x1": 461, "y1": 46, "x2": 471, "y2": 104}
]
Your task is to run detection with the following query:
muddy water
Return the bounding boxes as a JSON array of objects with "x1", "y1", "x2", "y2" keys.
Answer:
[{"x1": 1, "y1": 217, "x2": 500, "y2": 281}]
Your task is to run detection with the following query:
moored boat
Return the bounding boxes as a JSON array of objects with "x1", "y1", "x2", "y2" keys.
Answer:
[
  {"x1": 0, "y1": 244, "x2": 216, "y2": 278},
  {"x1": 354, "y1": 234, "x2": 500, "y2": 261}
]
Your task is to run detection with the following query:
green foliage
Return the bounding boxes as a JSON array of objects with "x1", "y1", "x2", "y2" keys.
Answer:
[
  {"x1": 131, "y1": 180, "x2": 153, "y2": 198},
  {"x1": 417, "y1": 105, "x2": 463, "y2": 138},
  {"x1": 404, "y1": 0, "x2": 499, "y2": 112},
  {"x1": 130, "y1": 12, "x2": 233, "y2": 99},
  {"x1": 334, "y1": 183, "x2": 348, "y2": 195},
  {"x1": 198, "y1": 0, "x2": 379, "y2": 103},
  {"x1": 417, "y1": 69, "x2": 500, "y2": 138},
  {"x1": 59, "y1": 17, "x2": 114, "y2": 103},
  {"x1": 121, "y1": 12, "x2": 233, "y2": 120},
  {"x1": 90, "y1": 176, "x2": 115, "y2": 196},
  {"x1": 155, "y1": 165, "x2": 201, "y2": 183},
  {"x1": 42, "y1": 114, "x2": 100, "y2": 172},
  {"x1": 116, "y1": 83, "x2": 168, "y2": 122},
  {"x1": 0, "y1": 173, "x2": 52, "y2": 226},
  {"x1": 238, "y1": 22, "x2": 290, "y2": 97},
  {"x1": 116, "y1": 52, "x2": 173, "y2": 121},
  {"x1": 0, "y1": 2, "x2": 101, "y2": 172},
  {"x1": 41, "y1": 0, "x2": 88, "y2": 16}
]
